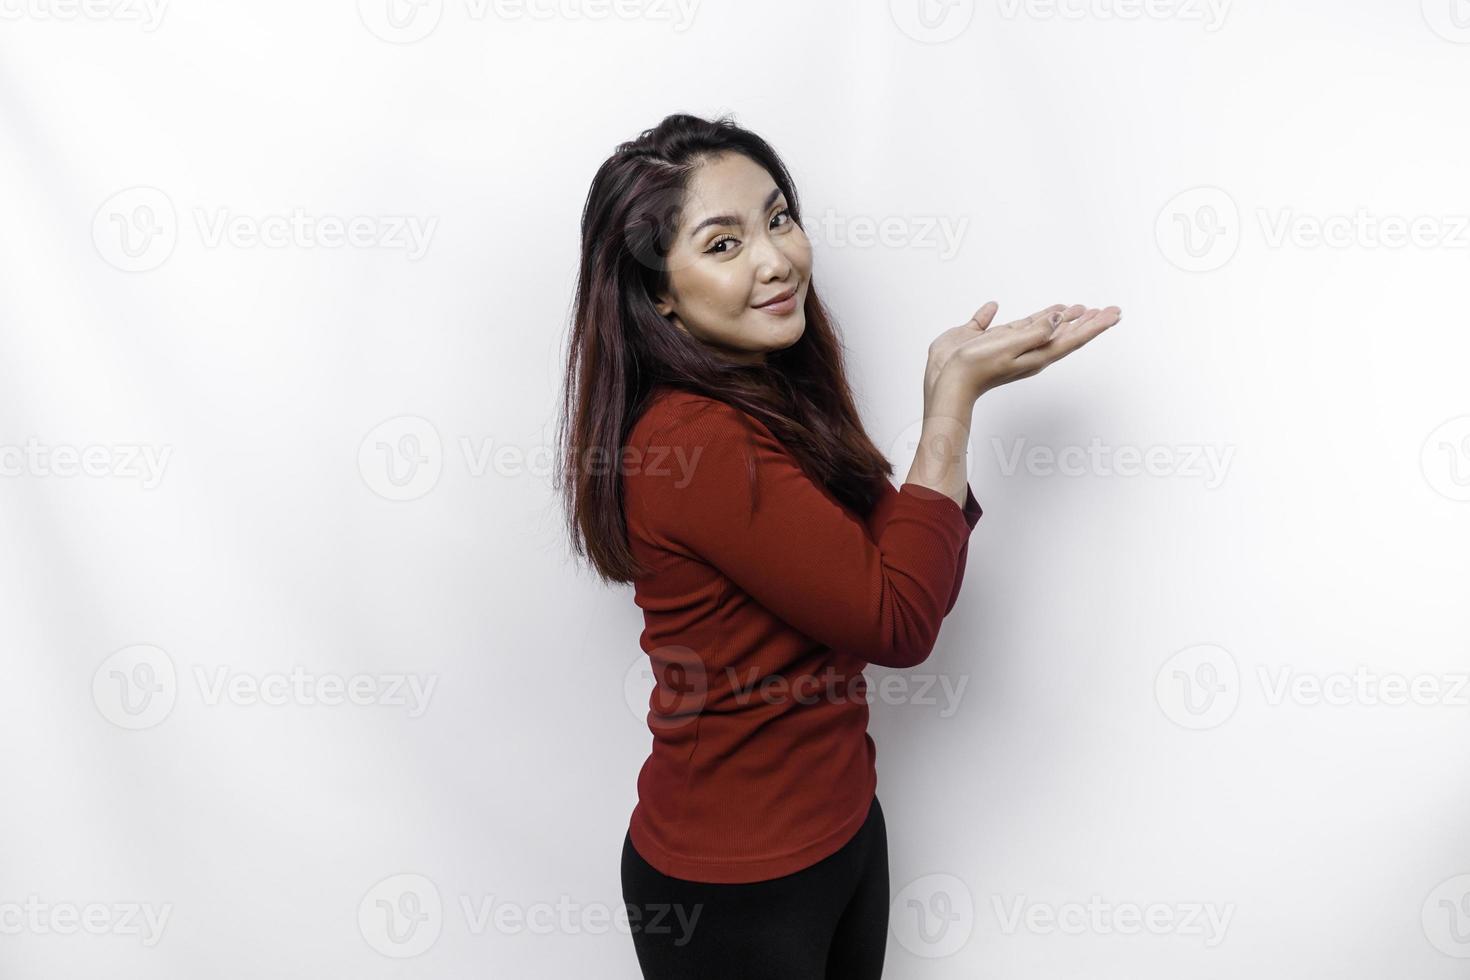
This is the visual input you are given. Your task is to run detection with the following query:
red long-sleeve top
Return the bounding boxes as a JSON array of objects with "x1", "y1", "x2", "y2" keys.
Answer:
[{"x1": 622, "y1": 386, "x2": 982, "y2": 883}]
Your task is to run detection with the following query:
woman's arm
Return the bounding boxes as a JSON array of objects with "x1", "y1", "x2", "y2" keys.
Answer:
[{"x1": 627, "y1": 396, "x2": 976, "y2": 669}]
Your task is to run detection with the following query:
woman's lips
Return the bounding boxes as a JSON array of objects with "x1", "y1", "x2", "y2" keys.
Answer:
[{"x1": 753, "y1": 287, "x2": 798, "y2": 315}]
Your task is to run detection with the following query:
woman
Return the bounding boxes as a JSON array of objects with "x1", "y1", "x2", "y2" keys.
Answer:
[{"x1": 556, "y1": 112, "x2": 1120, "y2": 979}]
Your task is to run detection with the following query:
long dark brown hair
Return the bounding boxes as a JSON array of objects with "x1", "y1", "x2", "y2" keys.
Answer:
[{"x1": 556, "y1": 112, "x2": 894, "y2": 584}]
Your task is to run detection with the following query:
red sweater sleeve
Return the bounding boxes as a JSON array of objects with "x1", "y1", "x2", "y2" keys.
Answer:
[
  {"x1": 632, "y1": 396, "x2": 982, "y2": 669},
  {"x1": 865, "y1": 475, "x2": 983, "y2": 615}
]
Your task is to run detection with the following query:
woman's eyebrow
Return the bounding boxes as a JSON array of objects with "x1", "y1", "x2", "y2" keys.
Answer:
[{"x1": 688, "y1": 187, "x2": 784, "y2": 239}]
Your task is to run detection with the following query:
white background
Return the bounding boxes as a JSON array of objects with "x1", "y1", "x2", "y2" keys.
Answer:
[{"x1": 3, "y1": 0, "x2": 1470, "y2": 976}]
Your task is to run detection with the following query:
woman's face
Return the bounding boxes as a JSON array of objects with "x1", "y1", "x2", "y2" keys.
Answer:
[{"x1": 654, "y1": 152, "x2": 812, "y2": 365}]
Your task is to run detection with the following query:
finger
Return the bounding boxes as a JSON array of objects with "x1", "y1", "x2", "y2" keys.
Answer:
[
  {"x1": 1057, "y1": 306, "x2": 1121, "y2": 342},
  {"x1": 1014, "y1": 306, "x2": 1121, "y2": 369},
  {"x1": 1051, "y1": 307, "x2": 1099, "y2": 339},
  {"x1": 1006, "y1": 311, "x2": 1065, "y2": 354},
  {"x1": 1040, "y1": 305, "x2": 1087, "y2": 340},
  {"x1": 965, "y1": 301, "x2": 999, "y2": 331},
  {"x1": 1004, "y1": 304, "x2": 1065, "y2": 329},
  {"x1": 1050, "y1": 305, "x2": 1117, "y2": 341}
]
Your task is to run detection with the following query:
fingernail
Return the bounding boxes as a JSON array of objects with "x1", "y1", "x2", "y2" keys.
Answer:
[{"x1": 1049, "y1": 312, "x2": 1060, "y2": 326}]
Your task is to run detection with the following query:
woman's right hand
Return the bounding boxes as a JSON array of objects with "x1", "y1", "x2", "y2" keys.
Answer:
[{"x1": 931, "y1": 302, "x2": 1122, "y2": 404}]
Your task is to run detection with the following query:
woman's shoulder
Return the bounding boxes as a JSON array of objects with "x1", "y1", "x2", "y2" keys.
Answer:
[
  {"x1": 638, "y1": 385, "x2": 736, "y2": 419},
  {"x1": 628, "y1": 387, "x2": 764, "y2": 448}
]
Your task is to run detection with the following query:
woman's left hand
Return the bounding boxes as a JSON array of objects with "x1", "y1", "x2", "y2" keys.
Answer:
[{"x1": 924, "y1": 301, "x2": 1078, "y2": 401}]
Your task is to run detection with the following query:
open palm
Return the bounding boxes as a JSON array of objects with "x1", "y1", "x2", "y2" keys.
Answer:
[{"x1": 927, "y1": 301, "x2": 1122, "y2": 400}]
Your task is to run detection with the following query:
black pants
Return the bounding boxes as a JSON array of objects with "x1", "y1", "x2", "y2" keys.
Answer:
[{"x1": 620, "y1": 795, "x2": 889, "y2": 979}]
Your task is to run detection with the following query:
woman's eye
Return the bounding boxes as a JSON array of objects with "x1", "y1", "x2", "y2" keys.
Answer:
[{"x1": 706, "y1": 209, "x2": 790, "y2": 254}]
